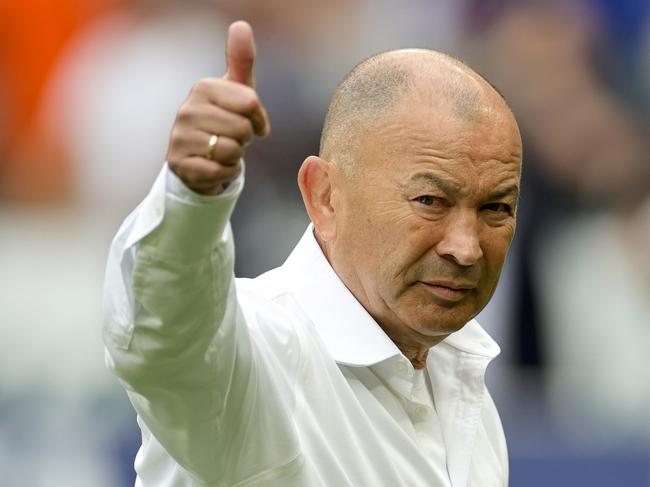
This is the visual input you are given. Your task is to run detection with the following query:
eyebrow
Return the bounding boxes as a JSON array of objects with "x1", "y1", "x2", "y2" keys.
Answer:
[
  {"x1": 407, "y1": 173, "x2": 462, "y2": 194},
  {"x1": 488, "y1": 185, "x2": 519, "y2": 200},
  {"x1": 407, "y1": 172, "x2": 519, "y2": 200}
]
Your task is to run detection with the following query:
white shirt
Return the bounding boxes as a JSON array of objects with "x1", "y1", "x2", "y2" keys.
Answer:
[{"x1": 103, "y1": 165, "x2": 508, "y2": 487}]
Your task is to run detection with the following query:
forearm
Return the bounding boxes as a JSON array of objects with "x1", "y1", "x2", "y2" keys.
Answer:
[
  {"x1": 119, "y1": 171, "x2": 238, "y2": 378},
  {"x1": 103, "y1": 164, "x2": 251, "y2": 479}
]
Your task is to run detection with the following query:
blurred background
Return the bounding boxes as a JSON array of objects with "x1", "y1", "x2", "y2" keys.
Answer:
[{"x1": 1, "y1": 0, "x2": 649, "y2": 485}]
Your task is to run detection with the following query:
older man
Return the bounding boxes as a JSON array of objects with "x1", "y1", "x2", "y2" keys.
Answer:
[{"x1": 104, "y1": 20, "x2": 522, "y2": 487}]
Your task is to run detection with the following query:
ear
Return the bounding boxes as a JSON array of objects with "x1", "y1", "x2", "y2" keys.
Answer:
[{"x1": 297, "y1": 155, "x2": 339, "y2": 242}]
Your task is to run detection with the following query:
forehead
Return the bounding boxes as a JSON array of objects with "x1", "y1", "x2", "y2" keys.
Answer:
[{"x1": 358, "y1": 94, "x2": 522, "y2": 188}]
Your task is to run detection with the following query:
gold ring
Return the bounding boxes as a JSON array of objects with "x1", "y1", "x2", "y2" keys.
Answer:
[{"x1": 206, "y1": 134, "x2": 218, "y2": 160}]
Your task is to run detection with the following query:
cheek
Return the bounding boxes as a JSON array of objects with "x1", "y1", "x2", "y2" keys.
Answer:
[
  {"x1": 480, "y1": 229, "x2": 514, "y2": 280},
  {"x1": 336, "y1": 202, "x2": 386, "y2": 276},
  {"x1": 377, "y1": 220, "x2": 438, "y2": 292},
  {"x1": 351, "y1": 211, "x2": 421, "y2": 283},
  {"x1": 349, "y1": 200, "x2": 408, "y2": 249}
]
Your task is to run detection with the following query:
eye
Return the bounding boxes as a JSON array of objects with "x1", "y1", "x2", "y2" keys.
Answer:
[
  {"x1": 415, "y1": 195, "x2": 434, "y2": 205},
  {"x1": 413, "y1": 195, "x2": 442, "y2": 206},
  {"x1": 482, "y1": 203, "x2": 512, "y2": 214}
]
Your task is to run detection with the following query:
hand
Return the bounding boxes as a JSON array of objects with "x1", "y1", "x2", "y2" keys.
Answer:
[{"x1": 166, "y1": 21, "x2": 270, "y2": 195}]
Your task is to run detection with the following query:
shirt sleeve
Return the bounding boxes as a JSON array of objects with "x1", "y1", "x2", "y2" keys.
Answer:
[{"x1": 102, "y1": 163, "x2": 300, "y2": 484}]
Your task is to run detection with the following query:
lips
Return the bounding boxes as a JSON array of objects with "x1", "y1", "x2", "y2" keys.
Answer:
[{"x1": 418, "y1": 281, "x2": 476, "y2": 302}]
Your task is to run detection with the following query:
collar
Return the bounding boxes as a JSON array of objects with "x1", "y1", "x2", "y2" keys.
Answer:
[
  {"x1": 442, "y1": 318, "x2": 501, "y2": 359},
  {"x1": 282, "y1": 225, "x2": 401, "y2": 367},
  {"x1": 281, "y1": 225, "x2": 500, "y2": 366}
]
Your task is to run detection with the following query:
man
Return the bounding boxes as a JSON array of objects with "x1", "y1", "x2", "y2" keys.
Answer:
[{"x1": 104, "y1": 20, "x2": 522, "y2": 487}]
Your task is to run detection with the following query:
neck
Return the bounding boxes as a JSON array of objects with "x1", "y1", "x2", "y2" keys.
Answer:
[{"x1": 380, "y1": 322, "x2": 447, "y2": 369}]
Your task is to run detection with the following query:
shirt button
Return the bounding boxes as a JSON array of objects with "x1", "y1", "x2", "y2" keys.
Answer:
[
  {"x1": 396, "y1": 361, "x2": 408, "y2": 374},
  {"x1": 414, "y1": 406, "x2": 428, "y2": 418}
]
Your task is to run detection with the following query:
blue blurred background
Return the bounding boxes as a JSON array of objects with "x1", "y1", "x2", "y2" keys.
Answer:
[{"x1": 1, "y1": 0, "x2": 649, "y2": 485}]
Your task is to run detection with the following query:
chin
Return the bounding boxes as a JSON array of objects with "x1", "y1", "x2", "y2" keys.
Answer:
[
  {"x1": 421, "y1": 319, "x2": 467, "y2": 336},
  {"x1": 408, "y1": 299, "x2": 481, "y2": 336},
  {"x1": 404, "y1": 312, "x2": 468, "y2": 337},
  {"x1": 400, "y1": 299, "x2": 477, "y2": 336},
  {"x1": 387, "y1": 287, "x2": 483, "y2": 338}
]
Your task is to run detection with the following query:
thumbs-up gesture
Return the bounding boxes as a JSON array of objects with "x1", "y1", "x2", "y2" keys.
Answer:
[{"x1": 166, "y1": 21, "x2": 270, "y2": 195}]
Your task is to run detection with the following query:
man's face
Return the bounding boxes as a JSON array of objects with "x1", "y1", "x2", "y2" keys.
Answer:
[{"x1": 330, "y1": 93, "x2": 522, "y2": 339}]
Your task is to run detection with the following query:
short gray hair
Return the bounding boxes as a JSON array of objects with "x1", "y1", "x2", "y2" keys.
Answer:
[{"x1": 318, "y1": 49, "x2": 508, "y2": 177}]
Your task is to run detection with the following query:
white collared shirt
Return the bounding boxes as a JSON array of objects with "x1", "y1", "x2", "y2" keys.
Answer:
[{"x1": 103, "y1": 165, "x2": 508, "y2": 487}]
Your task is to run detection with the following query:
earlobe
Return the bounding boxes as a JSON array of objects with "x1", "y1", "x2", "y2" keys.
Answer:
[{"x1": 297, "y1": 155, "x2": 337, "y2": 241}]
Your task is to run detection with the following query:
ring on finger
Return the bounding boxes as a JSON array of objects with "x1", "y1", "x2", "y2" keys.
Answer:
[{"x1": 206, "y1": 134, "x2": 219, "y2": 161}]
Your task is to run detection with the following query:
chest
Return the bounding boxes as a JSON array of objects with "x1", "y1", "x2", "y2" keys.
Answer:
[{"x1": 289, "y1": 346, "x2": 504, "y2": 487}]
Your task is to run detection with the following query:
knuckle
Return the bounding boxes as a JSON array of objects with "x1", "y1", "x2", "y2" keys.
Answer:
[
  {"x1": 224, "y1": 152, "x2": 243, "y2": 166},
  {"x1": 169, "y1": 127, "x2": 182, "y2": 145},
  {"x1": 184, "y1": 167, "x2": 203, "y2": 185},
  {"x1": 232, "y1": 144, "x2": 245, "y2": 160},
  {"x1": 192, "y1": 78, "x2": 212, "y2": 94},
  {"x1": 168, "y1": 158, "x2": 181, "y2": 174},
  {"x1": 204, "y1": 164, "x2": 223, "y2": 181},
  {"x1": 222, "y1": 138, "x2": 244, "y2": 160},
  {"x1": 223, "y1": 163, "x2": 241, "y2": 179},
  {"x1": 240, "y1": 87, "x2": 260, "y2": 111},
  {"x1": 237, "y1": 117, "x2": 253, "y2": 136},
  {"x1": 173, "y1": 163, "x2": 195, "y2": 185},
  {"x1": 243, "y1": 95, "x2": 260, "y2": 113},
  {"x1": 176, "y1": 103, "x2": 194, "y2": 122},
  {"x1": 170, "y1": 127, "x2": 189, "y2": 149}
]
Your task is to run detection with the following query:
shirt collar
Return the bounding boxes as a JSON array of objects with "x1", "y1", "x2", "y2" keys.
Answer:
[
  {"x1": 281, "y1": 225, "x2": 500, "y2": 366},
  {"x1": 282, "y1": 226, "x2": 401, "y2": 367},
  {"x1": 442, "y1": 318, "x2": 501, "y2": 359}
]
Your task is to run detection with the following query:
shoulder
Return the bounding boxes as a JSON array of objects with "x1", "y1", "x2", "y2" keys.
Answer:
[
  {"x1": 235, "y1": 266, "x2": 294, "y2": 319},
  {"x1": 238, "y1": 265, "x2": 290, "y2": 297},
  {"x1": 234, "y1": 267, "x2": 307, "y2": 359}
]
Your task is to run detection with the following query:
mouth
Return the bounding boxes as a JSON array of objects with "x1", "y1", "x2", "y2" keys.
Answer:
[{"x1": 417, "y1": 281, "x2": 475, "y2": 302}]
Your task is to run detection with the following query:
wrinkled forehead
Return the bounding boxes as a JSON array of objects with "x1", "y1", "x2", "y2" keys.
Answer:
[
  {"x1": 353, "y1": 111, "x2": 523, "y2": 203},
  {"x1": 328, "y1": 50, "x2": 522, "y2": 183},
  {"x1": 364, "y1": 87, "x2": 522, "y2": 164}
]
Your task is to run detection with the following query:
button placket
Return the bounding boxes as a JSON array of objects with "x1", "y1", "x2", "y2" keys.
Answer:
[
  {"x1": 395, "y1": 360, "x2": 412, "y2": 377},
  {"x1": 414, "y1": 405, "x2": 429, "y2": 419}
]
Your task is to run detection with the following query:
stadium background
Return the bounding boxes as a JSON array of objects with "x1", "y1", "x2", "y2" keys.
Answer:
[{"x1": 1, "y1": 0, "x2": 649, "y2": 485}]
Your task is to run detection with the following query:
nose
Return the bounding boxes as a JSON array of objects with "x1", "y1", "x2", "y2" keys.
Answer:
[{"x1": 435, "y1": 211, "x2": 483, "y2": 266}]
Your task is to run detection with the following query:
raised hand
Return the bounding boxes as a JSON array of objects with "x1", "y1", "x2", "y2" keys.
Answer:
[{"x1": 166, "y1": 21, "x2": 270, "y2": 195}]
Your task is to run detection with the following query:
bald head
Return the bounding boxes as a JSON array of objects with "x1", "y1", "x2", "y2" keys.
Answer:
[{"x1": 319, "y1": 49, "x2": 510, "y2": 175}]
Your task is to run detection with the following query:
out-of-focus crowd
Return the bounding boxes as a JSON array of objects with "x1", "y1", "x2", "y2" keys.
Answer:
[{"x1": 1, "y1": 1, "x2": 648, "y2": 485}]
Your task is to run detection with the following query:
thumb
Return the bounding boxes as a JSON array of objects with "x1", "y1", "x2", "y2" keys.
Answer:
[{"x1": 225, "y1": 21, "x2": 256, "y2": 87}]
